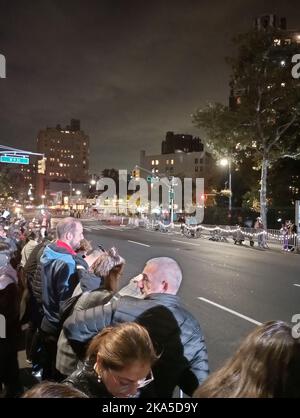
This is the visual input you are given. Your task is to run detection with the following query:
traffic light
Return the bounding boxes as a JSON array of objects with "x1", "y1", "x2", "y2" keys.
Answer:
[{"x1": 37, "y1": 158, "x2": 46, "y2": 174}]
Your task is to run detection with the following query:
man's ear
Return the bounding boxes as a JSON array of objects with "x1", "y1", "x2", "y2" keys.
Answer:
[
  {"x1": 65, "y1": 231, "x2": 73, "y2": 242},
  {"x1": 162, "y1": 281, "x2": 168, "y2": 292}
]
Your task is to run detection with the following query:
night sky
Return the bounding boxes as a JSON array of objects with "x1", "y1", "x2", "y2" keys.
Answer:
[{"x1": 1, "y1": 0, "x2": 300, "y2": 172}]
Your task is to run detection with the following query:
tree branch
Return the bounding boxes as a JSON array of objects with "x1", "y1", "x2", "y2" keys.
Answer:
[{"x1": 267, "y1": 114, "x2": 297, "y2": 152}]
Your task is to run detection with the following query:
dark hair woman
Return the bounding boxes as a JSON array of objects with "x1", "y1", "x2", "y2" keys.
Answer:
[{"x1": 194, "y1": 320, "x2": 300, "y2": 398}]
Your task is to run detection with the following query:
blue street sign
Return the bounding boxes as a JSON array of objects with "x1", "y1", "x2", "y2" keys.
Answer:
[{"x1": 0, "y1": 155, "x2": 29, "y2": 164}]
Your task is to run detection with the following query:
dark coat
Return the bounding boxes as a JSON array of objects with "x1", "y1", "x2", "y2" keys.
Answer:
[
  {"x1": 40, "y1": 243, "x2": 89, "y2": 335},
  {"x1": 64, "y1": 293, "x2": 209, "y2": 397}
]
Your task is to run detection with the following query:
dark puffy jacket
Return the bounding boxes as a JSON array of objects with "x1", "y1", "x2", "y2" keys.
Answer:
[
  {"x1": 40, "y1": 243, "x2": 89, "y2": 335},
  {"x1": 56, "y1": 287, "x2": 111, "y2": 376},
  {"x1": 64, "y1": 293, "x2": 209, "y2": 397},
  {"x1": 25, "y1": 241, "x2": 49, "y2": 306}
]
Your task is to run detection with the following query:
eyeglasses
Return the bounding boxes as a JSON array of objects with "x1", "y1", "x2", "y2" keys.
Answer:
[{"x1": 109, "y1": 369, "x2": 154, "y2": 390}]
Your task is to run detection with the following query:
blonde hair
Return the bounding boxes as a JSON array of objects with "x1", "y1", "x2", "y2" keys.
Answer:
[
  {"x1": 194, "y1": 321, "x2": 300, "y2": 398},
  {"x1": 87, "y1": 322, "x2": 158, "y2": 371}
]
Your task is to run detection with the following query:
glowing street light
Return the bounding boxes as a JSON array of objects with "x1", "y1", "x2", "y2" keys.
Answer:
[{"x1": 220, "y1": 157, "x2": 232, "y2": 214}]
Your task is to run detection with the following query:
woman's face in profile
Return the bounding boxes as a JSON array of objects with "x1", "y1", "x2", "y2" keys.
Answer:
[{"x1": 101, "y1": 360, "x2": 151, "y2": 398}]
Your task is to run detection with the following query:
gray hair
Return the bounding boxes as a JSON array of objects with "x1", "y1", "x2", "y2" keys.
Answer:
[
  {"x1": 56, "y1": 217, "x2": 81, "y2": 240},
  {"x1": 146, "y1": 257, "x2": 182, "y2": 291}
]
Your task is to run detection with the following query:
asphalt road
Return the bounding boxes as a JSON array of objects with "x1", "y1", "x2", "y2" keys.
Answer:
[
  {"x1": 82, "y1": 221, "x2": 300, "y2": 371},
  {"x1": 18, "y1": 221, "x2": 300, "y2": 383}
]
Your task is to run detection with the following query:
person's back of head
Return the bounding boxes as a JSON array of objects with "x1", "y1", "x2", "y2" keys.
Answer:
[
  {"x1": 91, "y1": 247, "x2": 125, "y2": 292},
  {"x1": 194, "y1": 320, "x2": 300, "y2": 398},
  {"x1": 22, "y1": 381, "x2": 88, "y2": 398}
]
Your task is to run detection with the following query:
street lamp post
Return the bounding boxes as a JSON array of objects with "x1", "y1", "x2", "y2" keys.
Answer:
[{"x1": 220, "y1": 157, "x2": 232, "y2": 216}]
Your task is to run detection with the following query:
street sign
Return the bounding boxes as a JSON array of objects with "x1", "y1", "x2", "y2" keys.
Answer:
[{"x1": 0, "y1": 155, "x2": 29, "y2": 164}]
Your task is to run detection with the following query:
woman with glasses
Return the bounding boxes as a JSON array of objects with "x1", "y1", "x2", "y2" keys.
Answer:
[{"x1": 64, "y1": 322, "x2": 158, "y2": 398}]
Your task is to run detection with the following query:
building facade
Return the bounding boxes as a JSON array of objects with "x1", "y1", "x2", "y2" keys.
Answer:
[
  {"x1": 37, "y1": 119, "x2": 89, "y2": 183},
  {"x1": 229, "y1": 15, "x2": 300, "y2": 109},
  {"x1": 36, "y1": 119, "x2": 89, "y2": 199},
  {"x1": 140, "y1": 132, "x2": 213, "y2": 181}
]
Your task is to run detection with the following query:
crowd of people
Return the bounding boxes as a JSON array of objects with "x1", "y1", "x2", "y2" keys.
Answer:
[{"x1": 0, "y1": 214, "x2": 299, "y2": 398}]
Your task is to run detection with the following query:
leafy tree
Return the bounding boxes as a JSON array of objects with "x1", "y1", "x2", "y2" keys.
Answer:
[{"x1": 193, "y1": 29, "x2": 300, "y2": 227}]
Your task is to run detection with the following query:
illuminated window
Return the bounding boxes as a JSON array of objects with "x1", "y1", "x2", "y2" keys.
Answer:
[
  {"x1": 171, "y1": 159, "x2": 174, "y2": 165},
  {"x1": 166, "y1": 160, "x2": 169, "y2": 164},
  {"x1": 155, "y1": 160, "x2": 159, "y2": 165},
  {"x1": 273, "y1": 39, "x2": 281, "y2": 46}
]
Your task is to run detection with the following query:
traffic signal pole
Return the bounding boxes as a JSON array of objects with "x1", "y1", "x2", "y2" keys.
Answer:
[{"x1": 133, "y1": 164, "x2": 175, "y2": 224}]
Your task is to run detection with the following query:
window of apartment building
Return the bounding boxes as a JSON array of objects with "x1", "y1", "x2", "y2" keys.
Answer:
[
  {"x1": 166, "y1": 159, "x2": 169, "y2": 165},
  {"x1": 195, "y1": 158, "x2": 198, "y2": 164},
  {"x1": 155, "y1": 160, "x2": 159, "y2": 165},
  {"x1": 200, "y1": 158, "x2": 203, "y2": 164},
  {"x1": 199, "y1": 167, "x2": 203, "y2": 172},
  {"x1": 171, "y1": 159, "x2": 174, "y2": 165},
  {"x1": 195, "y1": 166, "x2": 198, "y2": 172}
]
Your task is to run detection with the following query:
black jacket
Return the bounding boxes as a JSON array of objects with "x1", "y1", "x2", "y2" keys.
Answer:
[{"x1": 64, "y1": 293, "x2": 209, "y2": 397}]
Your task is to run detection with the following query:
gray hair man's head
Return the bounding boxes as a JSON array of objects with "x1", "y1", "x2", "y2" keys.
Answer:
[
  {"x1": 56, "y1": 217, "x2": 81, "y2": 240},
  {"x1": 145, "y1": 257, "x2": 182, "y2": 294}
]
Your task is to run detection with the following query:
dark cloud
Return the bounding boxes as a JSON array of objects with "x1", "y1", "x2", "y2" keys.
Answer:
[{"x1": 1, "y1": 0, "x2": 300, "y2": 171}]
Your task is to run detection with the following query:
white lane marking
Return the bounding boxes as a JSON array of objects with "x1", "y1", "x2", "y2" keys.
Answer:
[
  {"x1": 198, "y1": 297, "x2": 262, "y2": 326},
  {"x1": 172, "y1": 239, "x2": 201, "y2": 247},
  {"x1": 293, "y1": 284, "x2": 300, "y2": 287},
  {"x1": 128, "y1": 240, "x2": 150, "y2": 248}
]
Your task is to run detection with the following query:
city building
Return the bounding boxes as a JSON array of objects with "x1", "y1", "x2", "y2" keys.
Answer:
[
  {"x1": 36, "y1": 119, "x2": 90, "y2": 200},
  {"x1": 229, "y1": 14, "x2": 300, "y2": 109},
  {"x1": 140, "y1": 131, "x2": 213, "y2": 181}
]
